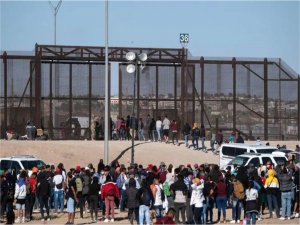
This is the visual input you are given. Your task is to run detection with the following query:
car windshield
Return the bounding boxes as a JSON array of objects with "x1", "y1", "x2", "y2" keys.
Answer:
[
  {"x1": 228, "y1": 156, "x2": 249, "y2": 166},
  {"x1": 20, "y1": 160, "x2": 46, "y2": 170}
]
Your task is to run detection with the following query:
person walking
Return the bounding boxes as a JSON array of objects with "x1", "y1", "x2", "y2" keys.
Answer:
[
  {"x1": 200, "y1": 124, "x2": 207, "y2": 152},
  {"x1": 36, "y1": 172, "x2": 51, "y2": 221},
  {"x1": 277, "y1": 163, "x2": 294, "y2": 220},
  {"x1": 264, "y1": 169, "x2": 280, "y2": 218},
  {"x1": 125, "y1": 178, "x2": 139, "y2": 225},
  {"x1": 145, "y1": 114, "x2": 151, "y2": 141},
  {"x1": 170, "y1": 174, "x2": 187, "y2": 224},
  {"x1": 182, "y1": 122, "x2": 191, "y2": 148},
  {"x1": 137, "y1": 180, "x2": 154, "y2": 225},
  {"x1": 170, "y1": 119, "x2": 179, "y2": 146},
  {"x1": 88, "y1": 176, "x2": 100, "y2": 223},
  {"x1": 138, "y1": 118, "x2": 145, "y2": 141},
  {"x1": 245, "y1": 181, "x2": 259, "y2": 225},
  {"x1": 53, "y1": 168, "x2": 64, "y2": 214},
  {"x1": 66, "y1": 171, "x2": 79, "y2": 225},
  {"x1": 149, "y1": 118, "x2": 156, "y2": 142},
  {"x1": 191, "y1": 123, "x2": 200, "y2": 150},
  {"x1": 101, "y1": 175, "x2": 120, "y2": 222},
  {"x1": 162, "y1": 115, "x2": 171, "y2": 143},
  {"x1": 190, "y1": 177, "x2": 205, "y2": 224},
  {"x1": 216, "y1": 176, "x2": 227, "y2": 223},
  {"x1": 150, "y1": 177, "x2": 164, "y2": 220},
  {"x1": 14, "y1": 170, "x2": 27, "y2": 224},
  {"x1": 156, "y1": 117, "x2": 162, "y2": 142}
]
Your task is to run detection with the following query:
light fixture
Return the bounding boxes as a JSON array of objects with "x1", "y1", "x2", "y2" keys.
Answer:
[
  {"x1": 125, "y1": 52, "x2": 136, "y2": 61},
  {"x1": 126, "y1": 64, "x2": 136, "y2": 74},
  {"x1": 138, "y1": 53, "x2": 147, "y2": 62}
]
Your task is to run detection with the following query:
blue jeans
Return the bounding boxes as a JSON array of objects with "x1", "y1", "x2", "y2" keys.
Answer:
[
  {"x1": 151, "y1": 130, "x2": 156, "y2": 141},
  {"x1": 154, "y1": 205, "x2": 163, "y2": 219},
  {"x1": 119, "y1": 128, "x2": 125, "y2": 140},
  {"x1": 139, "y1": 205, "x2": 150, "y2": 225},
  {"x1": 192, "y1": 136, "x2": 199, "y2": 149},
  {"x1": 184, "y1": 134, "x2": 189, "y2": 146},
  {"x1": 266, "y1": 193, "x2": 279, "y2": 217},
  {"x1": 231, "y1": 198, "x2": 242, "y2": 221},
  {"x1": 120, "y1": 189, "x2": 126, "y2": 211},
  {"x1": 49, "y1": 188, "x2": 55, "y2": 209},
  {"x1": 216, "y1": 196, "x2": 227, "y2": 221},
  {"x1": 138, "y1": 129, "x2": 145, "y2": 140},
  {"x1": 203, "y1": 196, "x2": 214, "y2": 223},
  {"x1": 200, "y1": 137, "x2": 206, "y2": 148},
  {"x1": 246, "y1": 212, "x2": 257, "y2": 225},
  {"x1": 281, "y1": 191, "x2": 292, "y2": 217},
  {"x1": 54, "y1": 190, "x2": 64, "y2": 212},
  {"x1": 156, "y1": 128, "x2": 161, "y2": 141}
]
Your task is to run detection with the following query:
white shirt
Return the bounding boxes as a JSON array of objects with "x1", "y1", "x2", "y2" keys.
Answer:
[
  {"x1": 156, "y1": 120, "x2": 162, "y2": 130},
  {"x1": 154, "y1": 184, "x2": 163, "y2": 206},
  {"x1": 246, "y1": 188, "x2": 258, "y2": 201},
  {"x1": 162, "y1": 118, "x2": 170, "y2": 130},
  {"x1": 190, "y1": 182, "x2": 205, "y2": 207},
  {"x1": 53, "y1": 174, "x2": 64, "y2": 191}
]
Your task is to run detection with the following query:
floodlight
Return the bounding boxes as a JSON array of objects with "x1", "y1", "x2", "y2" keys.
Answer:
[
  {"x1": 138, "y1": 53, "x2": 147, "y2": 62},
  {"x1": 126, "y1": 52, "x2": 136, "y2": 61},
  {"x1": 126, "y1": 64, "x2": 136, "y2": 73}
]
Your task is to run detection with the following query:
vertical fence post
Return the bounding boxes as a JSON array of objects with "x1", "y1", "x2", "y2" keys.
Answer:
[
  {"x1": 200, "y1": 57, "x2": 204, "y2": 125},
  {"x1": 232, "y1": 57, "x2": 236, "y2": 132},
  {"x1": 3, "y1": 52, "x2": 8, "y2": 132},
  {"x1": 264, "y1": 58, "x2": 268, "y2": 140},
  {"x1": 35, "y1": 45, "x2": 42, "y2": 128},
  {"x1": 298, "y1": 75, "x2": 300, "y2": 140}
]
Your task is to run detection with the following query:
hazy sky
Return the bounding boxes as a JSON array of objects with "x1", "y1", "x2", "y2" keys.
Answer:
[{"x1": 1, "y1": 0, "x2": 299, "y2": 95}]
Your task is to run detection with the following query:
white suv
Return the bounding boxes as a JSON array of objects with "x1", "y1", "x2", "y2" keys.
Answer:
[
  {"x1": 0, "y1": 155, "x2": 46, "y2": 175},
  {"x1": 223, "y1": 151, "x2": 287, "y2": 171}
]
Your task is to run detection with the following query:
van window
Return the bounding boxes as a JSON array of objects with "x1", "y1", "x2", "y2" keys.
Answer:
[
  {"x1": 262, "y1": 157, "x2": 272, "y2": 165},
  {"x1": 274, "y1": 157, "x2": 287, "y2": 164},
  {"x1": 21, "y1": 160, "x2": 46, "y2": 170},
  {"x1": 222, "y1": 147, "x2": 247, "y2": 157},
  {"x1": 11, "y1": 161, "x2": 22, "y2": 173},
  {"x1": 249, "y1": 157, "x2": 260, "y2": 167},
  {"x1": 222, "y1": 147, "x2": 235, "y2": 157},
  {"x1": 0, "y1": 160, "x2": 11, "y2": 170},
  {"x1": 256, "y1": 149, "x2": 277, "y2": 154},
  {"x1": 235, "y1": 148, "x2": 247, "y2": 155}
]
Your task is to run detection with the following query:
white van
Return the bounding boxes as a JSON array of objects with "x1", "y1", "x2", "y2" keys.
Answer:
[
  {"x1": 223, "y1": 152, "x2": 288, "y2": 171},
  {"x1": 219, "y1": 143, "x2": 278, "y2": 168}
]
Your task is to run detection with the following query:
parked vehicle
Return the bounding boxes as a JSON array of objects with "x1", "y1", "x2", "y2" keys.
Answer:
[
  {"x1": 0, "y1": 155, "x2": 46, "y2": 175},
  {"x1": 219, "y1": 143, "x2": 278, "y2": 168},
  {"x1": 222, "y1": 151, "x2": 288, "y2": 171}
]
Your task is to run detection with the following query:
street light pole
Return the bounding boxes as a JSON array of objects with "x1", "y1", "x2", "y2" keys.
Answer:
[
  {"x1": 131, "y1": 62, "x2": 137, "y2": 164},
  {"x1": 126, "y1": 52, "x2": 147, "y2": 164},
  {"x1": 104, "y1": 0, "x2": 109, "y2": 165}
]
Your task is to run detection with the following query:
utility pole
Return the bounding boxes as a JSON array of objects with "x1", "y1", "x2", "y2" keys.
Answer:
[{"x1": 48, "y1": 0, "x2": 62, "y2": 45}]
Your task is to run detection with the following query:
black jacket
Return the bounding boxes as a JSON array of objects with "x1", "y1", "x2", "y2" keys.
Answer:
[
  {"x1": 37, "y1": 178, "x2": 50, "y2": 197},
  {"x1": 125, "y1": 187, "x2": 139, "y2": 209}
]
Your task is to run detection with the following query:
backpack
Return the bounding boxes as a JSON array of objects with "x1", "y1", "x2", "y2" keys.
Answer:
[
  {"x1": 116, "y1": 175, "x2": 123, "y2": 189},
  {"x1": 233, "y1": 180, "x2": 245, "y2": 200},
  {"x1": 160, "y1": 186, "x2": 165, "y2": 202},
  {"x1": 82, "y1": 175, "x2": 90, "y2": 195},
  {"x1": 75, "y1": 177, "x2": 83, "y2": 193},
  {"x1": 141, "y1": 189, "x2": 151, "y2": 206},
  {"x1": 163, "y1": 182, "x2": 171, "y2": 197}
]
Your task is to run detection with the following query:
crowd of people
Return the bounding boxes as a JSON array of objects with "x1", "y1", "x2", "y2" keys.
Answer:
[{"x1": 0, "y1": 153, "x2": 299, "y2": 225}]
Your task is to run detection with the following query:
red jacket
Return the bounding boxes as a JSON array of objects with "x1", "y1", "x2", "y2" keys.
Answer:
[
  {"x1": 101, "y1": 182, "x2": 120, "y2": 199},
  {"x1": 29, "y1": 177, "x2": 37, "y2": 193}
]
